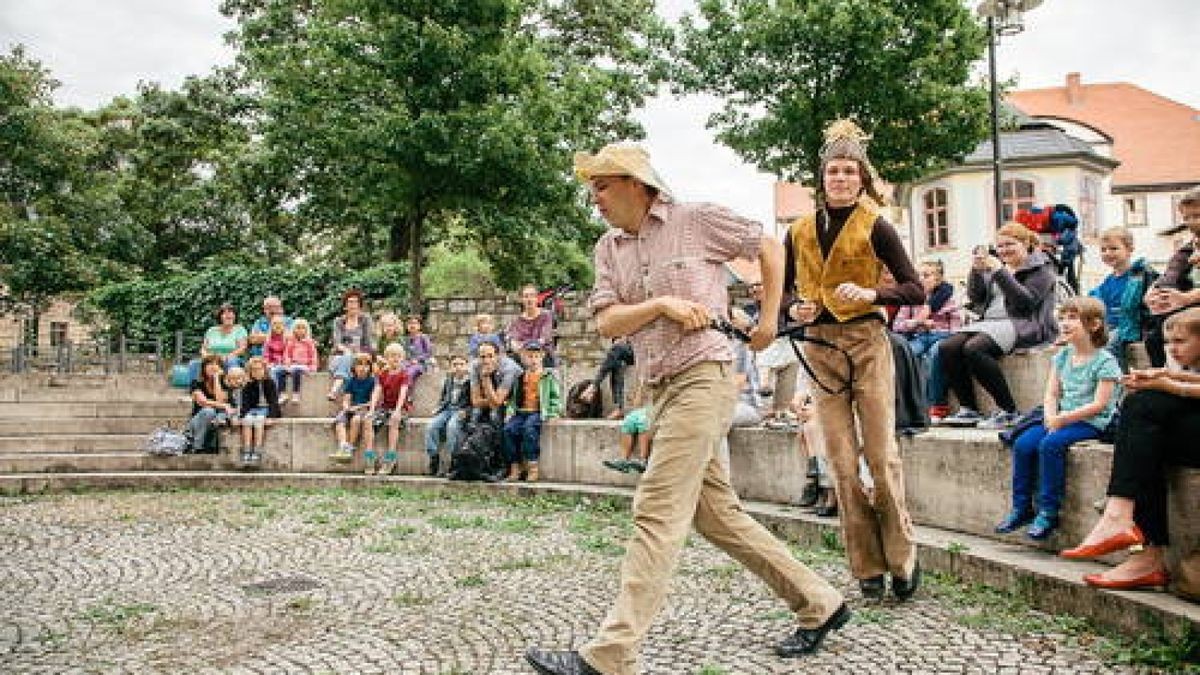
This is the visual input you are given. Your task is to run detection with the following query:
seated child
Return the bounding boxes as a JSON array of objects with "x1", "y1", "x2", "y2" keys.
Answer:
[
  {"x1": 502, "y1": 340, "x2": 562, "y2": 482},
  {"x1": 467, "y1": 313, "x2": 505, "y2": 359},
  {"x1": 363, "y1": 343, "x2": 410, "y2": 476},
  {"x1": 425, "y1": 354, "x2": 471, "y2": 476},
  {"x1": 238, "y1": 356, "x2": 282, "y2": 466},
  {"x1": 276, "y1": 318, "x2": 318, "y2": 404},
  {"x1": 1087, "y1": 226, "x2": 1158, "y2": 371},
  {"x1": 995, "y1": 297, "x2": 1121, "y2": 540},
  {"x1": 329, "y1": 353, "x2": 377, "y2": 463}
]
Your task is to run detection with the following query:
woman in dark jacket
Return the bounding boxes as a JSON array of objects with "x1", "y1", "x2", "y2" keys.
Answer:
[{"x1": 940, "y1": 223, "x2": 1058, "y2": 429}]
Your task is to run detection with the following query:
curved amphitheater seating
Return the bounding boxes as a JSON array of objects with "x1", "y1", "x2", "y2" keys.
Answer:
[{"x1": 0, "y1": 368, "x2": 1195, "y2": 638}]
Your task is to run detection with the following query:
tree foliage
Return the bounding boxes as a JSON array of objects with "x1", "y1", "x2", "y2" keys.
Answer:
[
  {"x1": 673, "y1": 0, "x2": 991, "y2": 185},
  {"x1": 220, "y1": 0, "x2": 666, "y2": 309}
]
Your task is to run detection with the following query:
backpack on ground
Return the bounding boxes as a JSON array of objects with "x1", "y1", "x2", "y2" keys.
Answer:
[
  {"x1": 565, "y1": 380, "x2": 603, "y2": 419},
  {"x1": 449, "y1": 419, "x2": 503, "y2": 482},
  {"x1": 143, "y1": 426, "x2": 189, "y2": 456}
]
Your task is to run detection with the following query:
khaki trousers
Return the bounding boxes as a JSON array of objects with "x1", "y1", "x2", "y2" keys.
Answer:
[
  {"x1": 580, "y1": 362, "x2": 843, "y2": 675},
  {"x1": 802, "y1": 321, "x2": 916, "y2": 580}
]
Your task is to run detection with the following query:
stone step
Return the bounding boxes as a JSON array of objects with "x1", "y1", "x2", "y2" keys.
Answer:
[
  {"x1": 0, "y1": 401, "x2": 186, "y2": 419},
  {"x1": 0, "y1": 452, "x2": 236, "y2": 473},
  {"x1": 0, "y1": 434, "x2": 149, "y2": 453},
  {"x1": 0, "y1": 418, "x2": 165, "y2": 436}
]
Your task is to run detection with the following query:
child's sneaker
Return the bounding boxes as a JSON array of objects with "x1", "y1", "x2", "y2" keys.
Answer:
[
  {"x1": 627, "y1": 458, "x2": 647, "y2": 473},
  {"x1": 602, "y1": 458, "x2": 631, "y2": 473},
  {"x1": 940, "y1": 407, "x2": 984, "y2": 427},
  {"x1": 379, "y1": 451, "x2": 397, "y2": 476},
  {"x1": 363, "y1": 450, "x2": 378, "y2": 475},
  {"x1": 329, "y1": 443, "x2": 354, "y2": 462},
  {"x1": 978, "y1": 410, "x2": 1021, "y2": 430},
  {"x1": 928, "y1": 404, "x2": 951, "y2": 423}
]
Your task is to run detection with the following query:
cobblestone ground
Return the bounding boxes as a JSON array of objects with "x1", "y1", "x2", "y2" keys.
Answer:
[{"x1": 0, "y1": 487, "x2": 1149, "y2": 674}]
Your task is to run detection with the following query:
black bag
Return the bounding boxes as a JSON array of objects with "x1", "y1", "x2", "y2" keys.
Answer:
[
  {"x1": 565, "y1": 380, "x2": 603, "y2": 419},
  {"x1": 449, "y1": 419, "x2": 503, "y2": 482},
  {"x1": 998, "y1": 405, "x2": 1044, "y2": 447}
]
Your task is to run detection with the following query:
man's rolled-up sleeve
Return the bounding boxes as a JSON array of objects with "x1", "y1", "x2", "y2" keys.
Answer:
[{"x1": 588, "y1": 236, "x2": 621, "y2": 315}]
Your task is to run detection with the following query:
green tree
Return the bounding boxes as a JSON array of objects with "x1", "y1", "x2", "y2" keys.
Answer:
[
  {"x1": 0, "y1": 47, "x2": 129, "y2": 319},
  {"x1": 220, "y1": 0, "x2": 666, "y2": 311},
  {"x1": 673, "y1": 0, "x2": 991, "y2": 185}
]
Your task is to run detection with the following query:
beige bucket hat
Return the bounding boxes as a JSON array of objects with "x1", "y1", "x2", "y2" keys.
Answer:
[{"x1": 573, "y1": 143, "x2": 673, "y2": 198}]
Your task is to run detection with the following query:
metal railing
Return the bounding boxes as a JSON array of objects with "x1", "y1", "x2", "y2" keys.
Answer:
[{"x1": 6, "y1": 333, "x2": 190, "y2": 375}]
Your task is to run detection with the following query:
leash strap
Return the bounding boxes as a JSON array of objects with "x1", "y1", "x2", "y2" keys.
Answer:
[{"x1": 710, "y1": 319, "x2": 855, "y2": 397}]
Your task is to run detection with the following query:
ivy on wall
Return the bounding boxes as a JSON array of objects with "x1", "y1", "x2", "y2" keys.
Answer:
[{"x1": 83, "y1": 264, "x2": 409, "y2": 355}]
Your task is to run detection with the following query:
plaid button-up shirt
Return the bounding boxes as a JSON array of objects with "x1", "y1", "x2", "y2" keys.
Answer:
[{"x1": 588, "y1": 196, "x2": 763, "y2": 384}]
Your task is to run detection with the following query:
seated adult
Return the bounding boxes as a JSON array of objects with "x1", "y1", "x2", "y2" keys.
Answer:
[
  {"x1": 1060, "y1": 307, "x2": 1200, "y2": 593},
  {"x1": 1144, "y1": 187, "x2": 1200, "y2": 367},
  {"x1": 247, "y1": 296, "x2": 293, "y2": 358},
  {"x1": 939, "y1": 223, "x2": 1057, "y2": 429},
  {"x1": 186, "y1": 303, "x2": 249, "y2": 384},
  {"x1": 469, "y1": 342, "x2": 521, "y2": 426},
  {"x1": 187, "y1": 355, "x2": 235, "y2": 453},
  {"x1": 326, "y1": 288, "x2": 375, "y2": 400},
  {"x1": 507, "y1": 284, "x2": 556, "y2": 368},
  {"x1": 575, "y1": 338, "x2": 635, "y2": 419}
]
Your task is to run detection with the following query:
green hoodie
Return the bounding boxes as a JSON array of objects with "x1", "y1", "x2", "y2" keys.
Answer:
[{"x1": 506, "y1": 368, "x2": 563, "y2": 419}]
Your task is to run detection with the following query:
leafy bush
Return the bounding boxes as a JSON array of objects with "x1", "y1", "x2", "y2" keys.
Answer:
[
  {"x1": 83, "y1": 263, "x2": 408, "y2": 356},
  {"x1": 422, "y1": 242, "x2": 497, "y2": 298}
]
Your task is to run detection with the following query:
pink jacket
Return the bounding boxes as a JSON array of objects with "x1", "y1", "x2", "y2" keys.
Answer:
[
  {"x1": 894, "y1": 298, "x2": 963, "y2": 335},
  {"x1": 264, "y1": 333, "x2": 288, "y2": 365},
  {"x1": 284, "y1": 337, "x2": 319, "y2": 369}
]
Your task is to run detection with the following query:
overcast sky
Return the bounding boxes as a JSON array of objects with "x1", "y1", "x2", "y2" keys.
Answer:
[{"x1": 2, "y1": 0, "x2": 1197, "y2": 228}]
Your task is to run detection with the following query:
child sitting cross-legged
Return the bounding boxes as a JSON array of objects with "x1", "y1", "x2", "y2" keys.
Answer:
[
  {"x1": 995, "y1": 297, "x2": 1122, "y2": 540},
  {"x1": 603, "y1": 382, "x2": 650, "y2": 474},
  {"x1": 363, "y1": 343, "x2": 410, "y2": 476},
  {"x1": 329, "y1": 353, "x2": 376, "y2": 463}
]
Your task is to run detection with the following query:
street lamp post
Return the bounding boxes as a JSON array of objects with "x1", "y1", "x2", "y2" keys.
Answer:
[{"x1": 977, "y1": 0, "x2": 1043, "y2": 230}]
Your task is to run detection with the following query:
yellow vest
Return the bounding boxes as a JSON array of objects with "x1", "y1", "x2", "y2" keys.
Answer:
[{"x1": 791, "y1": 202, "x2": 882, "y2": 322}]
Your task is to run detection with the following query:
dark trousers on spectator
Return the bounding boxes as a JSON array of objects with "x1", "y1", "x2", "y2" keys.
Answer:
[
  {"x1": 504, "y1": 411, "x2": 543, "y2": 463},
  {"x1": 939, "y1": 332, "x2": 1017, "y2": 413},
  {"x1": 594, "y1": 342, "x2": 635, "y2": 410},
  {"x1": 1012, "y1": 421, "x2": 1100, "y2": 516},
  {"x1": 1107, "y1": 389, "x2": 1200, "y2": 546}
]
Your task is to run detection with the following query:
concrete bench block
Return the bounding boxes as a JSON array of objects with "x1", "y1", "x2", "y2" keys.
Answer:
[{"x1": 728, "y1": 427, "x2": 806, "y2": 504}]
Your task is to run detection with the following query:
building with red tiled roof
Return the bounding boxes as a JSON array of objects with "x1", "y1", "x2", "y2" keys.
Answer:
[{"x1": 1009, "y1": 73, "x2": 1200, "y2": 260}]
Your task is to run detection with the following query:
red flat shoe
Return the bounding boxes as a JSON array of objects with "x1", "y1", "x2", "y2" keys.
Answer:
[
  {"x1": 1060, "y1": 525, "x2": 1145, "y2": 560},
  {"x1": 1083, "y1": 569, "x2": 1169, "y2": 591}
]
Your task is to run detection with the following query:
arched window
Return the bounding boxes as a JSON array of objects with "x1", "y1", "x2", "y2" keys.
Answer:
[
  {"x1": 1001, "y1": 178, "x2": 1036, "y2": 223},
  {"x1": 923, "y1": 188, "x2": 950, "y2": 248}
]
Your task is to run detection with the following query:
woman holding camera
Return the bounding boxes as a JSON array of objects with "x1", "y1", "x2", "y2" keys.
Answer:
[{"x1": 939, "y1": 223, "x2": 1058, "y2": 429}]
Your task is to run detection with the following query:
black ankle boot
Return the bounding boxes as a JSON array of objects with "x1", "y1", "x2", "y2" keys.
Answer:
[{"x1": 428, "y1": 455, "x2": 440, "y2": 476}]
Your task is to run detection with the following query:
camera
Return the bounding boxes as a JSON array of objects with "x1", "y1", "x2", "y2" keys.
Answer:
[{"x1": 973, "y1": 244, "x2": 998, "y2": 258}]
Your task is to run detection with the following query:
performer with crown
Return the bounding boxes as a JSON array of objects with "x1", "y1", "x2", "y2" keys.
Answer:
[{"x1": 783, "y1": 120, "x2": 926, "y2": 603}]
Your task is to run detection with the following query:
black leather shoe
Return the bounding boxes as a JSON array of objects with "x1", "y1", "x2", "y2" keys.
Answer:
[
  {"x1": 892, "y1": 561, "x2": 921, "y2": 601},
  {"x1": 814, "y1": 504, "x2": 838, "y2": 518},
  {"x1": 775, "y1": 602, "x2": 851, "y2": 657},
  {"x1": 525, "y1": 648, "x2": 602, "y2": 675},
  {"x1": 859, "y1": 575, "x2": 886, "y2": 601}
]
